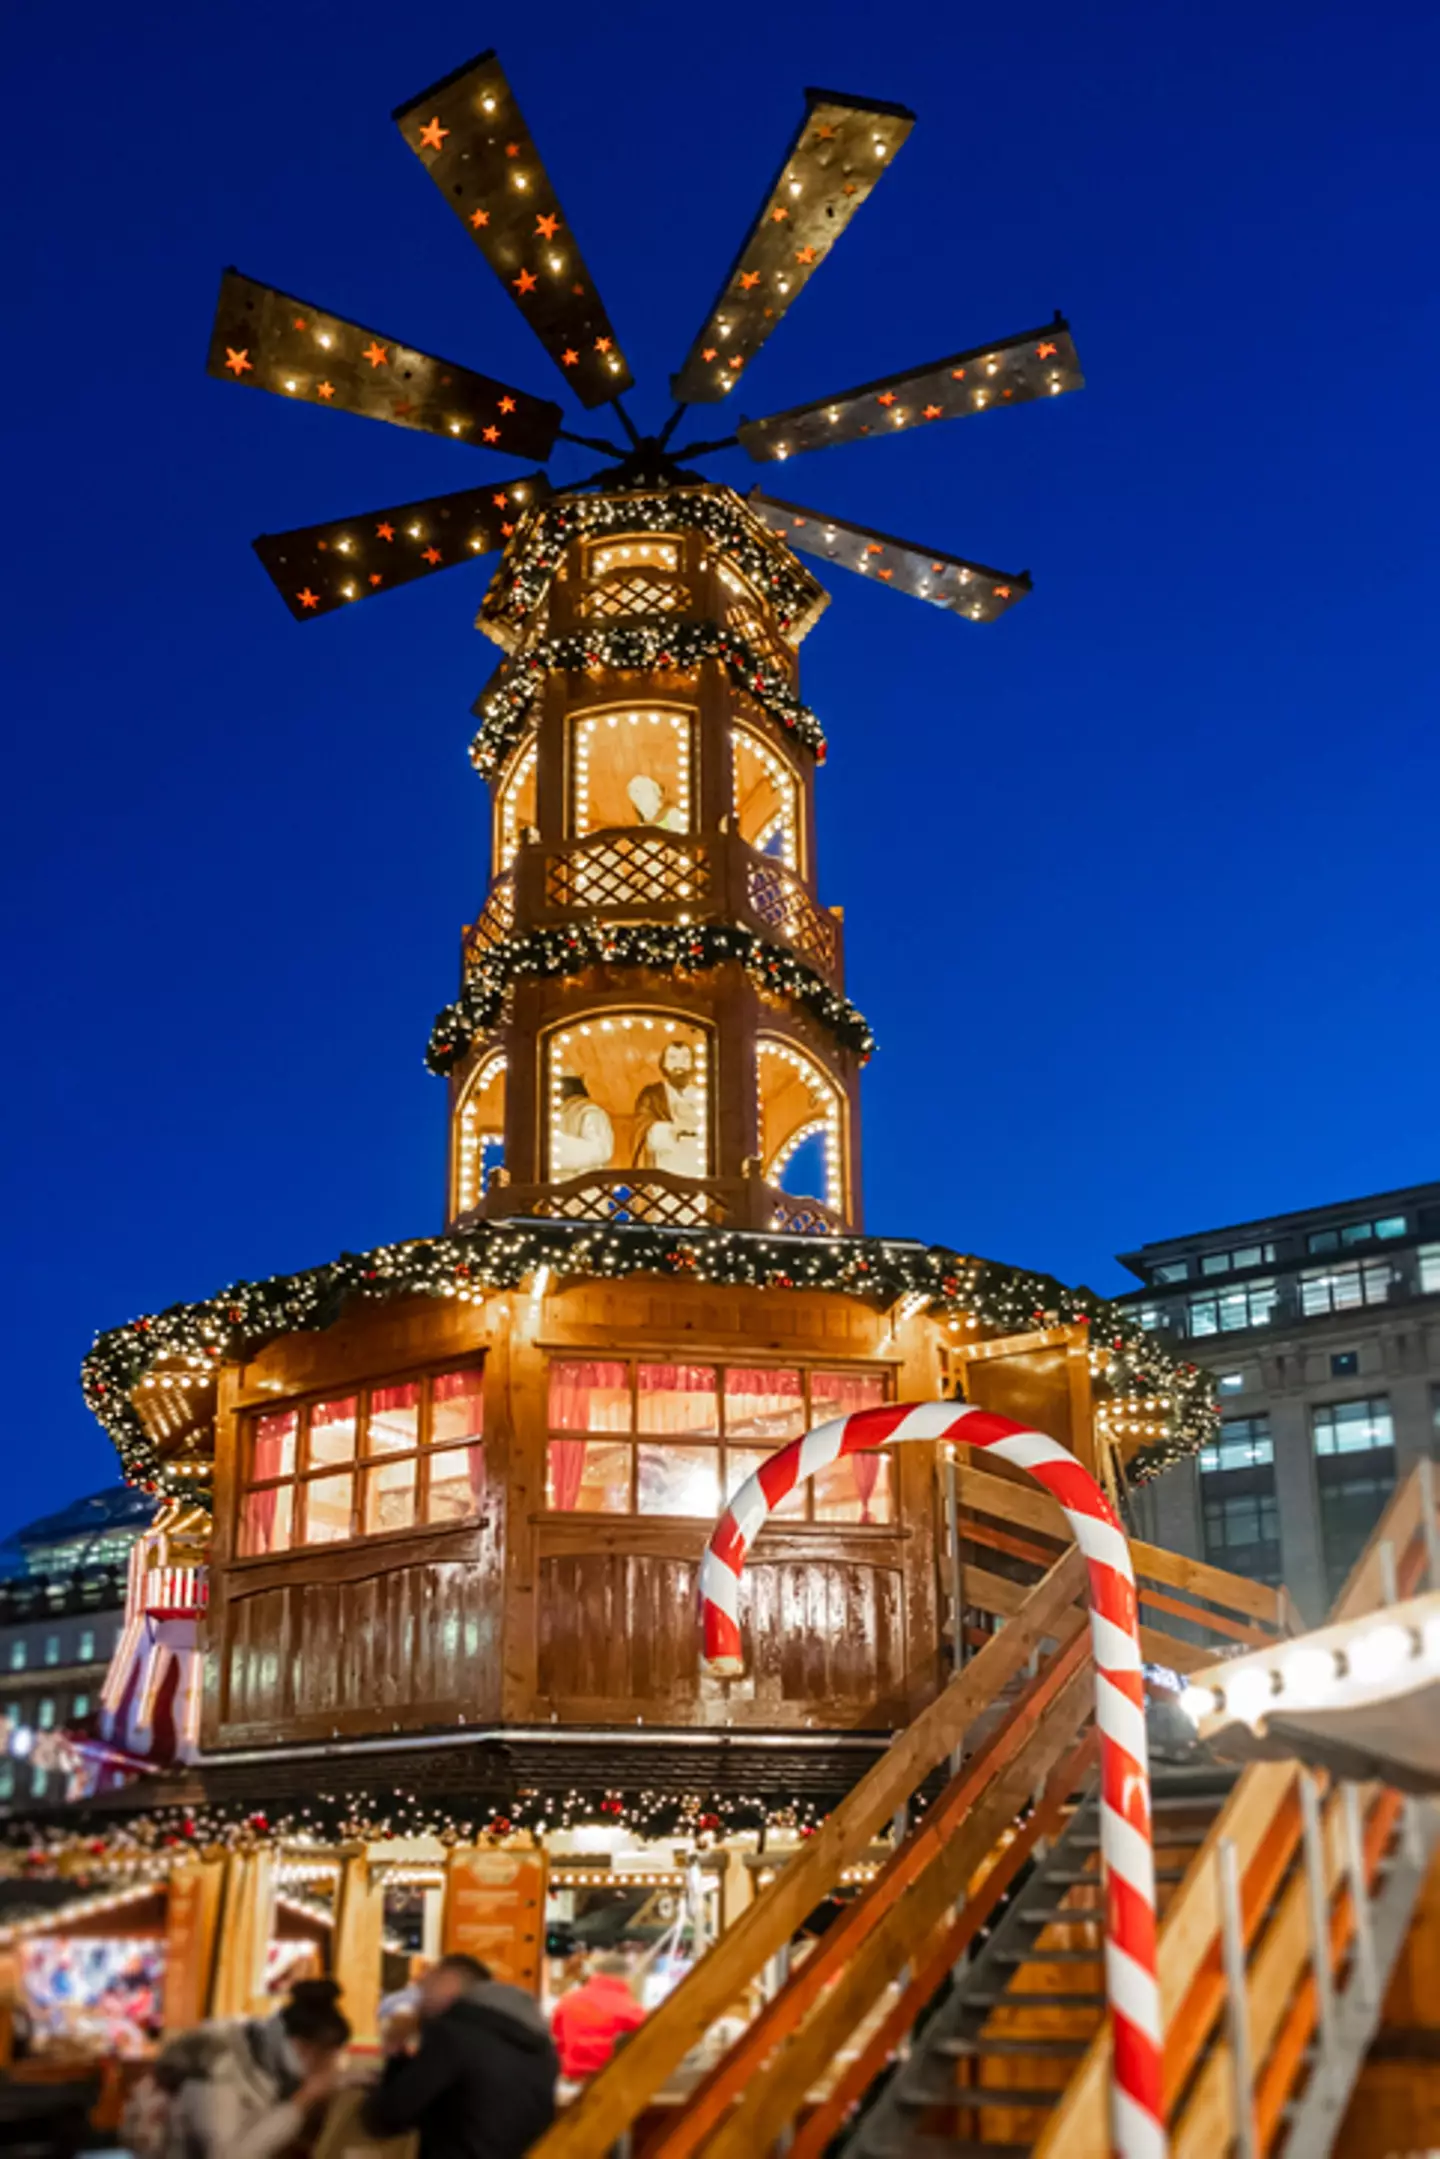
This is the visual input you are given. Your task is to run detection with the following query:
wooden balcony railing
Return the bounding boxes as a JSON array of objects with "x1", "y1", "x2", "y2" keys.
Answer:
[
  {"x1": 479, "y1": 1171, "x2": 845, "y2": 1235},
  {"x1": 461, "y1": 833, "x2": 846, "y2": 990}
]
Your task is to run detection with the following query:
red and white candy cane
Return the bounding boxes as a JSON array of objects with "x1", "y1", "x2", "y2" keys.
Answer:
[{"x1": 700, "y1": 1400, "x2": 1165, "y2": 2159}]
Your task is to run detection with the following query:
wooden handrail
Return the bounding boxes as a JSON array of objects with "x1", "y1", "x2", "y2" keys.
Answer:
[
  {"x1": 653, "y1": 1620, "x2": 1091, "y2": 2159},
  {"x1": 1034, "y1": 1457, "x2": 1439, "y2": 2156},
  {"x1": 529, "y1": 1545, "x2": 1087, "y2": 2159}
]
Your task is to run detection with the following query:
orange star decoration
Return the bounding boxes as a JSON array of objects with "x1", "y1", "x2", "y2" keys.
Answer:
[
  {"x1": 738, "y1": 270, "x2": 761, "y2": 290},
  {"x1": 535, "y1": 212, "x2": 561, "y2": 239},
  {"x1": 922, "y1": 403, "x2": 942, "y2": 419},
  {"x1": 362, "y1": 341, "x2": 388, "y2": 368},
  {"x1": 368, "y1": 573, "x2": 383, "y2": 586},
  {"x1": 316, "y1": 381, "x2": 335, "y2": 400},
  {"x1": 422, "y1": 546, "x2": 442, "y2": 564},
  {"x1": 595, "y1": 336, "x2": 612, "y2": 353},
  {"x1": 878, "y1": 568, "x2": 893, "y2": 581},
  {"x1": 297, "y1": 588, "x2": 319, "y2": 610},
  {"x1": 498, "y1": 396, "x2": 516, "y2": 413},
  {"x1": 729, "y1": 354, "x2": 743, "y2": 369},
  {"x1": 813, "y1": 123, "x2": 836, "y2": 140},
  {"x1": 930, "y1": 563, "x2": 946, "y2": 574},
  {"x1": 418, "y1": 117, "x2": 449, "y2": 150},
  {"x1": 562, "y1": 348, "x2": 579, "y2": 367},
  {"x1": 470, "y1": 208, "x2": 490, "y2": 230},
  {"x1": 951, "y1": 367, "x2": 966, "y2": 381},
  {"x1": 770, "y1": 206, "x2": 789, "y2": 222},
  {"x1": 482, "y1": 425, "x2": 501, "y2": 443},
  {"x1": 293, "y1": 317, "x2": 306, "y2": 331},
  {"x1": 512, "y1": 268, "x2": 537, "y2": 294},
  {"x1": 866, "y1": 543, "x2": 884, "y2": 556},
  {"x1": 876, "y1": 391, "x2": 897, "y2": 408},
  {"x1": 794, "y1": 246, "x2": 817, "y2": 265},
  {"x1": 702, "y1": 346, "x2": 717, "y2": 362},
  {"x1": 1036, "y1": 341, "x2": 1058, "y2": 358},
  {"x1": 492, "y1": 493, "x2": 508, "y2": 509},
  {"x1": 376, "y1": 523, "x2": 395, "y2": 541},
  {"x1": 223, "y1": 348, "x2": 252, "y2": 376},
  {"x1": 993, "y1": 585, "x2": 1011, "y2": 598},
  {"x1": 501, "y1": 521, "x2": 515, "y2": 537},
  {"x1": 505, "y1": 142, "x2": 520, "y2": 157}
]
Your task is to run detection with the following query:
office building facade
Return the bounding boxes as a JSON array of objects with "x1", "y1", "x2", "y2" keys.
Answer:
[{"x1": 1115, "y1": 1181, "x2": 1440, "y2": 1621}]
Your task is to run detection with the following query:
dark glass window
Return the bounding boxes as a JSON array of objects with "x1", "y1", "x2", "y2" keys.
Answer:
[{"x1": 1330, "y1": 1351, "x2": 1358, "y2": 1378}]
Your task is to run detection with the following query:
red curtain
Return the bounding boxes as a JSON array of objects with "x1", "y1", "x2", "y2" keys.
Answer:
[
  {"x1": 372, "y1": 1384, "x2": 419, "y2": 1414},
  {"x1": 550, "y1": 1440, "x2": 587, "y2": 1511},
  {"x1": 549, "y1": 1361, "x2": 629, "y2": 1430},
  {"x1": 851, "y1": 1452, "x2": 881, "y2": 1525}
]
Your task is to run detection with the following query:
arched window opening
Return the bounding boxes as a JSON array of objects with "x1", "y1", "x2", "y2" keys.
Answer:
[
  {"x1": 757, "y1": 1040, "x2": 843, "y2": 1214},
  {"x1": 572, "y1": 708, "x2": 694, "y2": 840},
  {"x1": 496, "y1": 741, "x2": 538, "y2": 873},
  {"x1": 579, "y1": 536, "x2": 691, "y2": 619},
  {"x1": 733, "y1": 725, "x2": 799, "y2": 869},
  {"x1": 455, "y1": 1053, "x2": 506, "y2": 1216},
  {"x1": 546, "y1": 1014, "x2": 711, "y2": 1184}
]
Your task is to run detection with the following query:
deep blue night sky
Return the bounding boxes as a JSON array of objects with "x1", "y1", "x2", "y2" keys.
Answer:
[{"x1": 3, "y1": 1, "x2": 1437, "y2": 1535}]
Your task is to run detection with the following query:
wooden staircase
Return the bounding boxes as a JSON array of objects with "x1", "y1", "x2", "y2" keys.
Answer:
[{"x1": 530, "y1": 1458, "x2": 1440, "y2": 2159}]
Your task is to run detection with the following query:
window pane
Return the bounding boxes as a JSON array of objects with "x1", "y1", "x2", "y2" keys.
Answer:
[
  {"x1": 1313, "y1": 1397, "x2": 1395, "y2": 1456},
  {"x1": 547, "y1": 1437, "x2": 631, "y2": 1512},
  {"x1": 239, "y1": 1483, "x2": 294, "y2": 1557},
  {"x1": 1151, "y1": 1261, "x2": 1188, "y2": 1283},
  {"x1": 810, "y1": 1370, "x2": 889, "y2": 1422},
  {"x1": 1376, "y1": 1216, "x2": 1406, "y2": 1240},
  {"x1": 301, "y1": 1473, "x2": 354, "y2": 1544},
  {"x1": 253, "y1": 1410, "x2": 297, "y2": 1481},
  {"x1": 1308, "y1": 1229, "x2": 1338, "y2": 1254},
  {"x1": 426, "y1": 1446, "x2": 485, "y2": 1525},
  {"x1": 637, "y1": 1444, "x2": 721, "y2": 1518},
  {"x1": 724, "y1": 1368, "x2": 805, "y2": 1442},
  {"x1": 368, "y1": 1383, "x2": 420, "y2": 1457},
  {"x1": 637, "y1": 1365, "x2": 719, "y2": 1436},
  {"x1": 550, "y1": 1361, "x2": 631, "y2": 1431},
  {"x1": 362, "y1": 1456, "x2": 416, "y2": 1536},
  {"x1": 1188, "y1": 1298, "x2": 1218, "y2": 1337},
  {"x1": 1422, "y1": 1245, "x2": 1440, "y2": 1294},
  {"x1": 1200, "y1": 1252, "x2": 1230, "y2": 1277},
  {"x1": 433, "y1": 1367, "x2": 485, "y2": 1446},
  {"x1": 812, "y1": 1452, "x2": 893, "y2": 1524},
  {"x1": 1231, "y1": 1246, "x2": 1262, "y2": 1270},
  {"x1": 1341, "y1": 1221, "x2": 1374, "y2": 1247},
  {"x1": 308, "y1": 1397, "x2": 358, "y2": 1467}
]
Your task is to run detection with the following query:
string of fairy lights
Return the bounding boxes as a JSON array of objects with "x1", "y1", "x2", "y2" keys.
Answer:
[
  {"x1": 81, "y1": 1216, "x2": 1216, "y2": 1503},
  {"x1": 470, "y1": 619, "x2": 826, "y2": 780},
  {"x1": 482, "y1": 487, "x2": 825, "y2": 642},
  {"x1": 428, "y1": 921, "x2": 874, "y2": 1077}
]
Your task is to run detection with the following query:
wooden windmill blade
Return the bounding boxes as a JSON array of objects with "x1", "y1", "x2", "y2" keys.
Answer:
[
  {"x1": 207, "y1": 271, "x2": 563, "y2": 461},
  {"x1": 750, "y1": 491, "x2": 1032, "y2": 622},
  {"x1": 393, "y1": 50, "x2": 634, "y2": 409},
  {"x1": 736, "y1": 318, "x2": 1084, "y2": 462},
  {"x1": 668, "y1": 89, "x2": 915, "y2": 407},
  {"x1": 251, "y1": 476, "x2": 551, "y2": 621}
]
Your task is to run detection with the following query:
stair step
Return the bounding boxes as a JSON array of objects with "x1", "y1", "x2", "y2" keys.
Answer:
[
  {"x1": 934, "y1": 2037, "x2": 1091, "y2": 2061},
  {"x1": 962, "y1": 1990, "x2": 1104, "y2": 2009},
  {"x1": 1015, "y1": 1907, "x2": 1103, "y2": 1928},
  {"x1": 1042, "y1": 1865, "x2": 1186, "y2": 1885},
  {"x1": 993, "y1": 1948, "x2": 1103, "y2": 1965},
  {"x1": 900, "y1": 2081, "x2": 1062, "y2": 2111}
]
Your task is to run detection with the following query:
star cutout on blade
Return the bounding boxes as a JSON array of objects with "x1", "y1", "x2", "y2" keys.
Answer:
[
  {"x1": 1036, "y1": 341, "x2": 1058, "y2": 357},
  {"x1": 739, "y1": 270, "x2": 761, "y2": 290},
  {"x1": 297, "y1": 588, "x2": 319, "y2": 609},
  {"x1": 422, "y1": 546, "x2": 442, "y2": 564},
  {"x1": 316, "y1": 381, "x2": 335, "y2": 400},
  {"x1": 923, "y1": 404, "x2": 942, "y2": 418},
  {"x1": 501, "y1": 522, "x2": 515, "y2": 537},
  {"x1": 482, "y1": 425, "x2": 501, "y2": 442},
  {"x1": 993, "y1": 585, "x2": 1011, "y2": 598},
  {"x1": 376, "y1": 523, "x2": 395, "y2": 541},
  {"x1": 492, "y1": 493, "x2": 508, "y2": 508},
  {"x1": 595, "y1": 337, "x2": 612, "y2": 353},
  {"x1": 562, "y1": 348, "x2": 579, "y2": 366},
  {"x1": 702, "y1": 347, "x2": 717, "y2": 362},
  {"x1": 418, "y1": 117, "x2": 449, "y2": 150},
  {"x1": 505, "y1": 142, "x2": 520, "y2": 158},
  {"x1": 813, "y1": 124, "x2": 836, "y2": 140},
  {"x1": 470, "y1": 208, "x2": 490, "y2": 230},
  {"x1": 535, "y1": 213, "x2": 561, "y2": 239},
  {"x1": 362, "y1": 341, "x2": 388, "y2": 368},
  {"x1": 498, "y1": 396, "x2": 516, "y2": 413},
  {"x1": 770, "y1": 206, "x2": 789, "y2": 223},
  {"x1": 794, "y1": 246, "x2": 817, "y2": 265},
  {"x1": 513, "y1": 269, "x2": 537, "y2": 295},
  {"x1": 224, "y1": 348, "x2": 252, "y2": 376},
  {"x1": 877, "y1": 391, "x2": 897, "y2": 407},
  {"x1": 369, "y1": 573, "x2": 383, "y2": 586}
]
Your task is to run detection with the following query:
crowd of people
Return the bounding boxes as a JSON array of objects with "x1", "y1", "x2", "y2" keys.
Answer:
[{"x1": 119, "y1": 1950, "x2": 654, "y2": 2159}]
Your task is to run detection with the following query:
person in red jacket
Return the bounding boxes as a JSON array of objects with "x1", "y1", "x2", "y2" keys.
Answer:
[{"x1": 550, "y1": 1958, "x2": 647, "y2": 2080}]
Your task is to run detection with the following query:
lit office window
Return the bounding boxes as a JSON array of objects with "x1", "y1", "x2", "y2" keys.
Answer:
[
  {"x1": 1187, "y1": 1281, "x2": 1279, "y2": 1336},
  {"x1": 1150, "y1": 1260, "x2": 1189, "y2": 1284},
  {"x1": 7, "y1": 1645, "x2": 24, "y2": 1674},
  {"x1": 36, "y1": 1700, "x2": 55, "y2": 1731},
  {"x1": 1308, "y1": 1215, "x2": 1408, "y2": 1255},
  {"x1": 1199, "y1": 1243, "x2": 1277, "y2": 1278},
  {"x1": 1300, "y1": 1260, "x2": 1391, "y2": 1318},
  {"x1": 1198, "y1": 1415, "x2": 1274, "y2": 1474},
  {"x1": 1216, "y1": 1373, "x2": 1247, "y2": 1395},
  {"x1": 71, "y1": 1694, "x2": 89, "y2": 1720},
  {"x1": 1419, "y1": 1245, "x2": 1440, "y2": 1295},
  {"x1": 78, "y1": 1630, "x2": 95, "y2": 1663},
  {"x1": 42, "y1": 1637, "x2": 60, "y2": 1668},
  {"x1": 1312, "y1": 1397, "x2": 1394, "y2": 1457}
]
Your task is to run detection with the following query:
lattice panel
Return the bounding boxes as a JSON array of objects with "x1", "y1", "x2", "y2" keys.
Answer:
[
  {"x1": 730, "y1": 604, "x2": 791, "y2": 672},
  {"x1": 537, "y1": 1180, "x2": 727, "y2": 1226},
  {"x1": 746, "y1": 860, "x2": 838, "y2": 975},
  {"x1": 578, "y1": 573, "x2": 693, "y2": 620},
  {"x1": 463, "y1": 875, "x2": 515, "y2": 964},
  {"x1": 767, "y1": 1192, "x2": 840, "y2": 1236},
  {"x1": 548, "y1": 835, "x2": 707, "y2": 911}
]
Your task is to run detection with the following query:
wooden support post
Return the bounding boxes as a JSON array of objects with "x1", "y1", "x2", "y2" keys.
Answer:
[
  {"x1": 334, "y1": 1847, "x2": 386, "y2": 2048},
  {"x1": 162, "y1": 1856, "x2": 226, "y2": 2031},
  {"x1": 1218, "y1": 1837, "x2": 1259, "y2": 2159},
  {"x1": 211, "y1": 1847, "x2": 276, "y2": 2018}
]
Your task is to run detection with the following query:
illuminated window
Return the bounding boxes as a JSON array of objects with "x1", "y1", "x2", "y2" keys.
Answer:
[
  {"x1": 71, "y1": 1694, "x2": 89, "y2": 1719},
  {"x1": 1419, "y1": 1244, "x2": 1440, "y2": 1294},
  {"x1": 1198, "y1": 1242, "x2": 1276, "y2": 1276},
  {"x1": 579, "y1": 538, "x2": 691, "y2": 620},
  {"x1": 37, "y1": 1700, "x2": 54, "y2": 1730},
  {"x1": 454, "y1": 1051, "x2": 507, "y2": 1216},
  {"x1": 495, "y1": 740, "x2": 537, "y2": 873},
  {"x1": 545, "y1": 1360, "x2": 893, "y2": 1522},
  {"x1": 545, "y1": 1014, "x2": 710, "y2": 1189},
  {"x1": 1312, "y1": 1396, "x2": 1394, "y2": 1457},
  {"x1": 238, "y1": 1364, "x2": 485, "y2": 1557},
  {"x1": 7, "y1": 1645, "x2": 24, "y2": 1673},
  {"x1": 1308, "y1": 1215, "x2": 1407, "y2": 1254},
  {"x1": 571, "y1": 708, "x2": 693, "y2": 839},
  {"x1": 43, "y1": 1636, "x2": 59, "y2": 1668},
  {"x1": 78, "y1": 1630, "x2": 96, "y2": 1662},
  {"x1": 732, "y1": 725, "x2": 800, "y2": 868},
  {"x1": 1299, "y1": 1260, "x2": 1391, "y2": 1317},
  {"x1": 1186, "y1": 1281, "x2": 1278, "y2": 1335},
  {"x1": 756, "y1": 1039, "x2": 843, "y2": 1215}
]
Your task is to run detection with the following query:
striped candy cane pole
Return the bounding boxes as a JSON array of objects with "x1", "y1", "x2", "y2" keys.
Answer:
[{"x1": 700, "y1": 1400, "x2": 1165, "y2": 2159}]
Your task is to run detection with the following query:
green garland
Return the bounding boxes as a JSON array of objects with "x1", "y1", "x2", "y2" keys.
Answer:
[
  {"x1": 426, "y1": 922, "x2": 874, "y2": 1076},
  {"x1": 81, "y1": 1216, "x2": 1216, "y2": 1503},
  {"x1": 470, "y1": 619, "x2": 826, "y2": 781},
  {"x1": 482, "y1": 486, "x2": 823, "y2": 639}
]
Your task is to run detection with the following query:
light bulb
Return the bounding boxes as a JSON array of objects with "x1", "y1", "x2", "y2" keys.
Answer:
[
  {"x1": 1222, "y1": 1667, "x2": 1273, "y2": 1726},
  {"x1": 1349, "y1": 1623, "x2": 1413, "y2": 1685}
]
